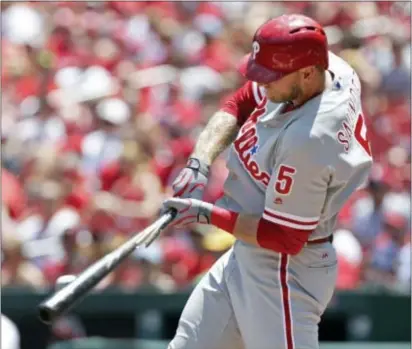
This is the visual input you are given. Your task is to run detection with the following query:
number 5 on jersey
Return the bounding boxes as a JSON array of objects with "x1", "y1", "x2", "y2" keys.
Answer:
[
  {"x1": 354, "y1": 113, "x2": 372, "y2": 156},
  {"x1": 275, "y1": 165, "x2": 296, "y2": 195}
]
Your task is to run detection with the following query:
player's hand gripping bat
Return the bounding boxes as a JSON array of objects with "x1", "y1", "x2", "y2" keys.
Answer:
[{"x1": 38, "y1": 208, "x2": 177, "y2": 325}]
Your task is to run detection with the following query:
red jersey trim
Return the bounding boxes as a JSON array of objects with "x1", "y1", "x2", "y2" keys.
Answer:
[{"x1": 263, "y1": 208, "x2": 319, "y2": 230}]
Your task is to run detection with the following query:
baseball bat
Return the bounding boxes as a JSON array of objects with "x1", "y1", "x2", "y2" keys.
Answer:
[{"x1": 38, "y1": 208, "x2": 177, "y2": 325}]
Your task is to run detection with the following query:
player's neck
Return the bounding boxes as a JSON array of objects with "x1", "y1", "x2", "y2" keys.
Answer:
[{"x1": 292, "y1": 70, "x2": 330, "y2": 108}]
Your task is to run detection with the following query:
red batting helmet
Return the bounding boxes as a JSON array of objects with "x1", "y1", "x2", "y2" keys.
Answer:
[{"x1": 238, "y1": 14, "x2": 329, "y2": 83}]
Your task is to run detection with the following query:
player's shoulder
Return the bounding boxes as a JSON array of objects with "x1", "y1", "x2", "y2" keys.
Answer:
[
  {"x1": 285, "y1": 53, "x2": 362, "y2": 145},
  {"x1": 302, "y1": 52, "x2": 360, "y2": 117},
  {"x1": 316, "y1": 52, "x2": 361, "y2": 115}
]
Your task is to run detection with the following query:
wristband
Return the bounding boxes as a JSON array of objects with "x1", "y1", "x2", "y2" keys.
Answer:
[
  {"x1": 186, "y1": 158, "x2": 210, "y2": 177},
  {"x1": 210, "y1": 206, "x2": 239, "y2": 234}
]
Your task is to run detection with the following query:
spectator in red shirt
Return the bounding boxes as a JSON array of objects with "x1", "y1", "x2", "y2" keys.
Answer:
[
  {"x1": 1, "y1": 168, "x2": 27, "y2": 220},
  {"x1": 97, "y1": 141, "x2": 163, "y2": 235}
]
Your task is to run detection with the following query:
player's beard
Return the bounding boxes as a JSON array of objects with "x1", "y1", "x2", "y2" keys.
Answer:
[
  {"x1": 288, "y1": 84, "x2": 302, "y2": 102},
  {"x1": 266, "y1": 83, "x2": 302, "y2": 104}
]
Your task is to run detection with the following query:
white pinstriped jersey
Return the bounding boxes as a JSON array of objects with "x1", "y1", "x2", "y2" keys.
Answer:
[{"x1": 219, "y1": 52, "x2": 373, "y2": 241}]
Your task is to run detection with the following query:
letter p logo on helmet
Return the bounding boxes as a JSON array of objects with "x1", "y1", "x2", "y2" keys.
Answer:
[{"x1": 252, "y1": 41, "x2": 260, "y2": 60}]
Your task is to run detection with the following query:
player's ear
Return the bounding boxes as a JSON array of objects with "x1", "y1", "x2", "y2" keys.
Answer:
[{"x1": 300, "y1": 66, "x2": 316, "y2": 80}]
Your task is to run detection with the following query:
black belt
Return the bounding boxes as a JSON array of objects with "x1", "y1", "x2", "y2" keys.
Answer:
[{"x1": 307, "y1": 235, "x2": 333, "y2": 245}]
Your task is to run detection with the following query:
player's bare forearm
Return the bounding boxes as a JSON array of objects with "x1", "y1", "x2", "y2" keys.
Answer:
[
  {"x1": 191, "y1": 110, "x2": 239, "y2": 165},
  {"x1": 232, "y1": 213, "x2": 260, "y2": 246}
]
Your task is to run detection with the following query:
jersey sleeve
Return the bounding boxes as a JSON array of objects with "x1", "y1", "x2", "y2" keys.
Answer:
[
  {"x1": 220, "y1": 81, "x2": 264, "y2": 126},
  {"x1": 263, "y1": 140, "x2": 332, "y2": 231}
]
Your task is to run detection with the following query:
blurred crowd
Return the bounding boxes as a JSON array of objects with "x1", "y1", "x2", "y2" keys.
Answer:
[{"x1": 1, "y1": 1, "x2": 411, "y2": 295}]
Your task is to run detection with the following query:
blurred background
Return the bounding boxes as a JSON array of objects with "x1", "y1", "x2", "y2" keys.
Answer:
[{"x1": 1, "y1": 1, "x2": 411, "y2": 349}]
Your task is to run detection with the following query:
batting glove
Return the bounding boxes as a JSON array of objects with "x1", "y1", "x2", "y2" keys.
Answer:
[
  {"x1": 162, "y1": 198, "x2": 213, "y2": 229},
  {"x1": 171, "y1": 158, "x2": 210, "y2": 200}
]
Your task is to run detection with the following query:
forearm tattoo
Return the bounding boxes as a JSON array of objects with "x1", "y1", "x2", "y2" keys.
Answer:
[{"x1": 192, "y1": 111, "x2": 239, "y2": 165}]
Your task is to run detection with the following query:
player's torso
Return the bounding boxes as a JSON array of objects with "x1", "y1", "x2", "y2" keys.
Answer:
[
  {"x1": 222, "y1": 95, "x2": 332, "y2": 214},
  {"x1": 221, "y1": 52, "x2": 373, "y2": 232},
  {"x1": 223, "y1": 99, "x2": 291, "y2": 214}
]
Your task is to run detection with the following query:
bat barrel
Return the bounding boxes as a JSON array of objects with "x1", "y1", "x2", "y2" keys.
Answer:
[
  {"x1": 38, "y1": 267, "x2": 101, "y2": 324},
  {"x1": 38, "y1": 296, "x2": 68, "y2": 324},
  {"x1": 38, "y1": 290, "x2": 79, "y2": 324},
  {"x1": 39, "y1": 292, "x2": 85, "y2": 324},
  {"x1": 38, "y1": 244, "x2": 135, "y2": 324},
  {"x1": 38, "y1": 209, "x2": 176, "y2": 324},
  {"x1": 38, "y1": 306, "x2": 53, "y2": 324}
]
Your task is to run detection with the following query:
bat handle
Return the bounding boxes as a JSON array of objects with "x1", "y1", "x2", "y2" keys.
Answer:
[
  {"x1": 160, "y1": 208, "x2": 177, "y2": 228},
  {"x1": 145, "y1": 208, "x2": 177, "y2": 247}
]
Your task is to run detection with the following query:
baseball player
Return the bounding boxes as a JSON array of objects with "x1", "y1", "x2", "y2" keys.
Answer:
[{"x1": 163, "y1": 14, "x2": 373, "y2": 349}]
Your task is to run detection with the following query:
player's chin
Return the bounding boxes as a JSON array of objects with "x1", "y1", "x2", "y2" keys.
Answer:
[{"x1": 267, "y1": 95, "x2": 289, "y2": 103}]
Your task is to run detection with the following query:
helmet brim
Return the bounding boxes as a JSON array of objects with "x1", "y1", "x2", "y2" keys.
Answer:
[{"x1": 237, "y1": 53, "x2": 287, "y2": 84}]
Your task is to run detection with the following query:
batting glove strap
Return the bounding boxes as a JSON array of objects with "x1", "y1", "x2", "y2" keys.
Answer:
[{"x1": 186, "y1": 158, "x2": 210, "y2": 178}]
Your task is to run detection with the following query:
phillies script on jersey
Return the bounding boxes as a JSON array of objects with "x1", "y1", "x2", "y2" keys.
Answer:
[{"x1": 233, "y1": 97, "x2": 271, "y2": 186}]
